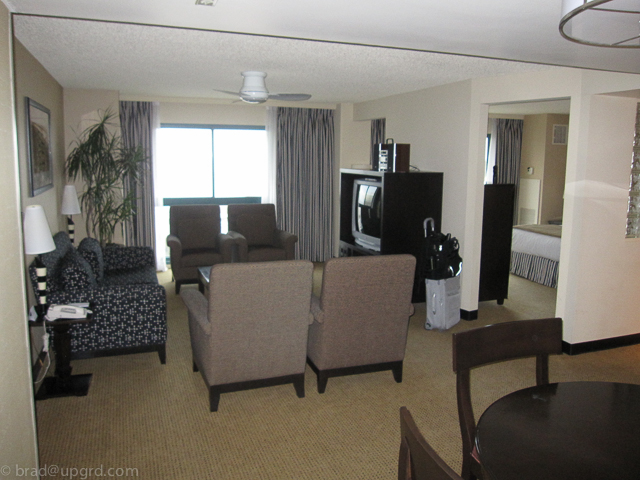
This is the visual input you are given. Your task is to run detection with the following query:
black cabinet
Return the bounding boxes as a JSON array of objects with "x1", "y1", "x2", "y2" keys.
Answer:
[
  {"x1": 339, "y1": 169, "x2": 443, "y2": 302},
  {"x1": 479, "y1": 184, "x2": 515, "y2": 304}
]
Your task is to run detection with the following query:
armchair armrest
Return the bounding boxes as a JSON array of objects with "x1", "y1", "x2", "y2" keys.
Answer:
[
  {"x1": 274, "y1": 230, "x2": 298, "y2": 260},
  {"x1": 103, "y1": 245, "x2": 155, "y2": 271},
  {"x1": 310, "y1": 294, "x2": 325, "y2": 324},
  {"x1": 217, "y1": 233, "x2": 237, "y2": 263},
  {"x1": 226, "y1": 231, "x2": 248, "y2": 262},
  {"x1": 180, "y1": 289, "x2": 211, "y2": 335}
]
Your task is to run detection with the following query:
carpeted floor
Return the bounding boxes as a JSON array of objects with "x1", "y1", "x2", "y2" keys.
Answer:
[{"x1": 34, "y1": 269, "x2": 640, "y2": 479}]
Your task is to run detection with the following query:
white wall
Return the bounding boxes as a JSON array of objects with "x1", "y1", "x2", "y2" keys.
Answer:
[
  {"x1": 347, "y1": 67, "x2": 640, "y2": 346},
  {"x1": 63, "y1": 88, "x2": 121, "y2": 242},
  {"x1": 0, "y1": 0, "x2": 39, "y2": 471}
]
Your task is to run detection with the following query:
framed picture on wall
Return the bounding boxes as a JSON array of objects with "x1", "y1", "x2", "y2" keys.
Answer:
[{"x1": 25, "y1": 97, "x2": 53, "y2": 197}]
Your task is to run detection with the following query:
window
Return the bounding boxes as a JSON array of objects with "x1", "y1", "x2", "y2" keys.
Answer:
[
  {"x1": 155, "y1": 124, "x2": 268, "y2": 258},
  {"x1": 156, "y1": 124, "x2": 267, "y2": 203}
]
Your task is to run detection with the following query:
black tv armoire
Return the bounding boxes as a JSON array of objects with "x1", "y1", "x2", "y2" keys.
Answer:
[{"x1": 339, "y1": 169, "x2": 443, "y2": 302}]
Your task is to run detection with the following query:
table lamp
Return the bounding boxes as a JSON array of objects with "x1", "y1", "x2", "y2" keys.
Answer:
[
  {"x1": 60, "y1": 184, "x2": 81, "y2": 243},
  {"x1": 23, "y1": 205, "x2": 56, "y2": 319}
]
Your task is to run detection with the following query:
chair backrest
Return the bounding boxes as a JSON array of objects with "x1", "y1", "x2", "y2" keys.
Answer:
[
  {"x1": 399, "y1": 407, "x2": 463, "y2": 480},
  {"x1": 169, "y1": 205, "x2": 221, "y2": 250},
  {"x1": 312, "y1": 255, "x2": 416, "y2": 366},
  {"x1": 227, "y1": 203, "x2": 277, "y2": 247},
  {"x1": 451, "y1": 318, "x2": 563, "y2": 478},
  {"x1": 206, "y1": 260, "x2": 314, "y2": 384}
]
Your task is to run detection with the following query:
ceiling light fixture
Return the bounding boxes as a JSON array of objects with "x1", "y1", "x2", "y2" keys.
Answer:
[
  {"x1": 560, "y1": 0, "x2": 640, "y2": 47},
  {"x1": 195, "y1": 0, "x2": 218, "y2": 6}
]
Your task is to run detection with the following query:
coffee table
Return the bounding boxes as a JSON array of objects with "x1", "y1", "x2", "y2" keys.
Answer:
[{"x1": 198, "y1": 266, "x2": 211, "y2": 295}]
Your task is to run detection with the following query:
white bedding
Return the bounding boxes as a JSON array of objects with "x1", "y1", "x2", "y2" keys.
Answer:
[{"x1": 511, "y1": 225, "x2": 561, "y2": 262}]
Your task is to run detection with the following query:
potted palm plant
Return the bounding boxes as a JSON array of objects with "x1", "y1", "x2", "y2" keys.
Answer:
[{"x1": 66, "y1": 109, "x2": 146, "y2": 246}]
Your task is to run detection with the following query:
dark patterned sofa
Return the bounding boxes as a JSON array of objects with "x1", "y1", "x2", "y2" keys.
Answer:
[{"x1": 29, "y1": 232, "x2": 167, "y2": 363}]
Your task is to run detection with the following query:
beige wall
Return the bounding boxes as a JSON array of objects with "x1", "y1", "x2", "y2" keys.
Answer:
[
  {"x1": 14, "y1": 39, "x2": 65, "y2": 328},
  {"x1": 158, "y1": 100, "x2": 267, "y2": 125},
  {"x1": 520, "y1": 113, "x2": 568, "y2": 224},
  {"x1": 540, "y1": 114, "x2": 568, "y2": 224},
  {"x1": 345, "y1": 67, "x2": 640, "y2": 345},
  {"x1": 0, "y1": 1, "x2": 39, "y2": 471}
]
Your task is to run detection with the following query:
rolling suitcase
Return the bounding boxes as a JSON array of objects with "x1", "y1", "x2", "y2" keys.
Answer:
[{"x1": 425, "y1": 276, "x2": 461, "y2": 330}]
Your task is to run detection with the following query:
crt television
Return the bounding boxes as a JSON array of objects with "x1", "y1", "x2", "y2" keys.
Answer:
[{"x1": 352, "y1": 178, "x2": 382, "y2": 252}]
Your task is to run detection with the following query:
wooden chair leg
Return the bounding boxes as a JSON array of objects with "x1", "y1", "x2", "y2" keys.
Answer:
[
  {"x1": 293, "y1": 374, "x2": 305, "y2": 398},
  {"x1": 317, "y1": 372, "x2": 329, "y2": 394},
  {"x1": 209, "y1": 387, "x2": 221, "y2": 412},
  {"x1": 392, "y1": 362, "x2": 403, "y2": 383},
  {"x1": 158, "y1": 345, "x2": 166, "y2": 364}
]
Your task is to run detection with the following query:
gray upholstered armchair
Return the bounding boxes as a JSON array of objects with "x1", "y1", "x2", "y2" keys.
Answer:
[
  {"x1": 180, "y1": 260, "x2": 314, "y2": 412},
  {"x1": 307, "y1": 254, "x2": 416, "y2": 393},
  {"x1": 167, "y1": 205, "x2": 235, "y2": 294},
  {"x1": 226, "y1": 203, "x2": 297, "y2": 262}
]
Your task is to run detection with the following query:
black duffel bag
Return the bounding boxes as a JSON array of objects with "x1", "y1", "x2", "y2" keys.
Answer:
[{"x1": 423, "y1": 218, "x2": 462, "y2": 280}]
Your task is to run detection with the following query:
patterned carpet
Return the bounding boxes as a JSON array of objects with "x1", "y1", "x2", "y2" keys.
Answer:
[{"x1": 35, "y1": 270, "x2": 640, "y2": 479}]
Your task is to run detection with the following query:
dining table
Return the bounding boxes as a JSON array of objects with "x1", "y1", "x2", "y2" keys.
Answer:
[{"x1": 475, "y1": 381, "x2": 640, "y2": 480}]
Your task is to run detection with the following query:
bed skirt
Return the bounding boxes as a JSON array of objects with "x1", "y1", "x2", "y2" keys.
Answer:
[{"x1": 510, "y1": 251, "x2": 558, "y2": 288}]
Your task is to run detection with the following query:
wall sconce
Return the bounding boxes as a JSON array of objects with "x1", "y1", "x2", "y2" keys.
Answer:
[
  {"x1": 23, "y1": 205, "x2": 55, "y2": 319},
  {"x1": 61, "y1": 185, "x2": 81, "y2": 243}
]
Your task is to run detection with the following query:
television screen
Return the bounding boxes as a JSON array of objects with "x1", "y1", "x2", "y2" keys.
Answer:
[{"x1": 352, "y1": 179, "x2": 382, "y2": 251}]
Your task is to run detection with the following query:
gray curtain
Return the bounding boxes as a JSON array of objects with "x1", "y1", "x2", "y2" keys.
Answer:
[
  {"x1": 495, "y1": 118, "x2": 523, "y2": 223},
  {"x1": 371, "y1": 118, "x2": 386, "y2": 165},
  {"x1": 119, "y1": 101, "x2": 156, "y2": 248},
  {"x1": 276, "y1": 107, "x2": 335, "y2": 261}
]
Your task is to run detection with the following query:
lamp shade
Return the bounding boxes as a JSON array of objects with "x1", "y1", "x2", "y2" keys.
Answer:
[
  {"x1": 23, "y1": 205, "x2": 55, "y2": 255},
  {"x1": 61, "y1": 184, "x2": 81, "y2": 215}
]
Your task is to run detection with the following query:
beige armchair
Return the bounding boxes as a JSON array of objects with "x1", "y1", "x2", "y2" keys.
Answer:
[
  {"x1": 307, "y1": 254, "x2": 416, "y2": 393},
  {"x1": 227, "y1": 203, "x2": 297, "y2": 262},
  {"x1": 167, "y1": 205, "x2": 235, "y2": 294},
  {"x1": 180, "y1": 260, "x2": 314, "y2": 412}
]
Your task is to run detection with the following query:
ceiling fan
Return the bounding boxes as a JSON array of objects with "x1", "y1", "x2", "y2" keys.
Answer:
[{"x1": 217, "y1": 71, "x2": 312, "y2": 104}]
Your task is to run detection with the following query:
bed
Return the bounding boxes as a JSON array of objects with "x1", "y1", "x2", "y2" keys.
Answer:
[{"x1": 510, "y1": 224, "x2": 561, "y2": 288}]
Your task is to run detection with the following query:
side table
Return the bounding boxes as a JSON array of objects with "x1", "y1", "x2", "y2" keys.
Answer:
[{"x1": 32, "y1": 312, "x2": 93, "y2": 400}]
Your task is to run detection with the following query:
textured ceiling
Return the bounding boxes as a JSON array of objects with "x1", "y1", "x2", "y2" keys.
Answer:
[
  {"x1": 13, "y1": 17, "x2": 553, "y2": 104},
  {"x1": 7, "y1": 0, "x2": 640, "y2": 105}
]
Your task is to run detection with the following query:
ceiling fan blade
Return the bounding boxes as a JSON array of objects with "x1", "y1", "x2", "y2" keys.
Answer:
[
  {"x1": 268, "y1": 93, "x2": 312, "y2": 101},
  {"x1": 214, "y1": 89, "x2": 242, "y2": 97}
]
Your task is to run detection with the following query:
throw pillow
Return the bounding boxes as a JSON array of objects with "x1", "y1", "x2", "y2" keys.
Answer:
[
  {"x1": 60, "y1": 250, "x2": 98, "y2": 291},
  {"x1": 78, "y1": 237, "x2": 105, "y2": 283}
]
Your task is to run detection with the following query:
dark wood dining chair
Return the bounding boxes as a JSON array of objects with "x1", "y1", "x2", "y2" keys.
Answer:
[
  {"x1": 451, "y1": 318, "x2": 563, "y2": 480},
  {"x1": 399, "y1": 407, "x2": 463, "y2": 480}
]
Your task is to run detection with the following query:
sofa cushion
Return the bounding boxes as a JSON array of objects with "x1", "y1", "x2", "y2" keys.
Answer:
[
  {"x1": 60, "y1": 250, "x2": 98, "y2": 291},
  {"x1": 177, "y1": 217, "x2": 218, "y2": 250},
  {"x1": 36, "y1": 231, "x2": 74, "y2": 293},
  {"x1": 235, "y1": 214, "x2": 276, "y2": 246},
  {"x1": 78, "y1": 237, "x2": 104, "y2": 283},
  {"x1": 104, "y1": 266, "x2": 159, "y2": 285}
]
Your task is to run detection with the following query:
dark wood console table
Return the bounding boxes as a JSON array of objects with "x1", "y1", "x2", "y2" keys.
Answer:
[
  {"x1": 32, "y1": 313, "x2": 93, "y2": 400},
  {"x1": 475, "y1": 381, "x2": 640, "y2": 480}
]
